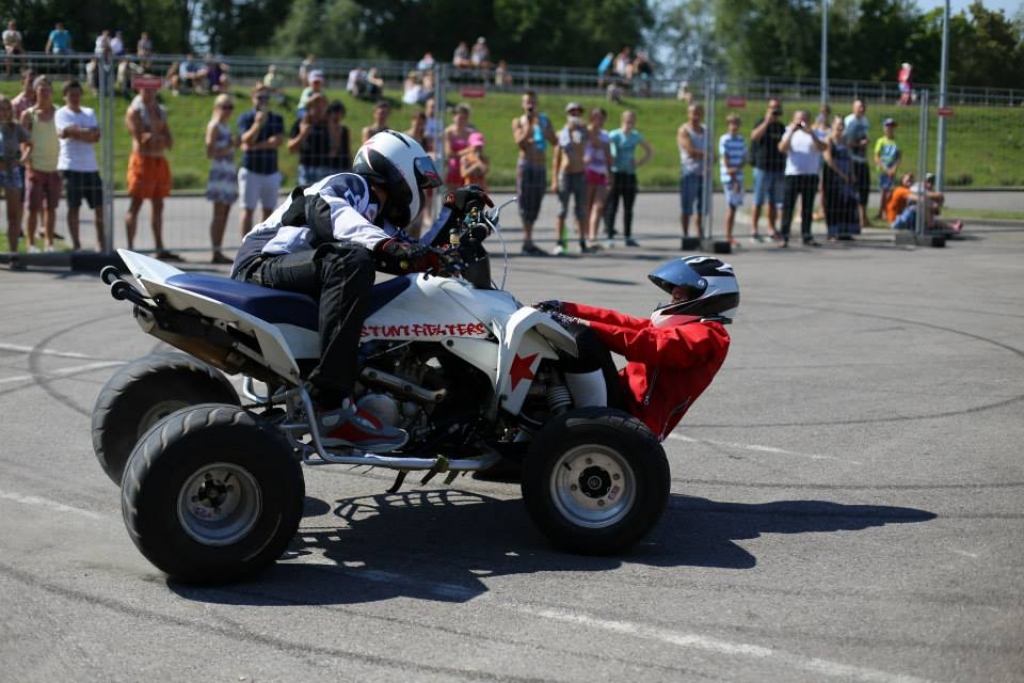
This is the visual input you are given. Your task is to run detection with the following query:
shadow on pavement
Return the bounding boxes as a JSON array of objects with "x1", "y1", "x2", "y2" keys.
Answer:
[{"x1": 169, "y1": 490, "x2": 934, "y2": 606}]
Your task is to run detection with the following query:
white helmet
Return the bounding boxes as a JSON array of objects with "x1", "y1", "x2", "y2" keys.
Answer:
[
  {"x1": 353, "y1": 130, "x2": 442, "y2": 227},
  {"x1": 649, "y1": 255, "x2": 739, "y2": 326}
]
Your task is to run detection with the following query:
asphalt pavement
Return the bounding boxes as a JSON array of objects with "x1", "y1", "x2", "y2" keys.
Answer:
[{"x1": 0, "y1": 190, "x2": 1022, "y2": 682}]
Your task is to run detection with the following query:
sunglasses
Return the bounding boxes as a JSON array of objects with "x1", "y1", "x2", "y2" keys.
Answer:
[{"x1": 219, "y1": 104, "x2": 234, "y2": 110}]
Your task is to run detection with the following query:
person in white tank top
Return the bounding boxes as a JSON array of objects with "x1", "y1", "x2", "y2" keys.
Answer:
[{"x1": 676, "y1": 103, "x2": 706, "y2": 243}]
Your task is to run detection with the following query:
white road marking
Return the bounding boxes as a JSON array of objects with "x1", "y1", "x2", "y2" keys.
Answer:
[
  {"x1": 0, "y1": 490, "x2": 934, "y2": 681},
  {"x1": 290, "y1": 554, "x2": 937, "y2": 682},
  {"x1": 507, "y1": 603, "x2": 938, "y2": 683},
  {"x1": 290, "y1": 554, "x2": 478, "y2": 600},
  {"x1": 668, "y1": 433, "x2": 862, "y2": 465},
  {"x1": 0, "y1": 489, "x2": 106, "y2": 520},
  {"x1": 0, "y1": 342, "x2": 96, "y2": 360},
  {"x1": 0, "y1": 361, "x2": 124, "y2": 385}
]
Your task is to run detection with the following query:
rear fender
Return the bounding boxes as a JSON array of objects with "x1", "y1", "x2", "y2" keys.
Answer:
[{"x1": 118, "y1": 250, "x2": 309, "y2": 384}]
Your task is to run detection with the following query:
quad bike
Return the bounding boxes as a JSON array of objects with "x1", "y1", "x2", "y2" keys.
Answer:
[{"x1": 93, "y1": 199, "x2": 669, "y2": 583}]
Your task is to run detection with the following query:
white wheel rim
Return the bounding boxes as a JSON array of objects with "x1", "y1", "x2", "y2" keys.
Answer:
[
  {"x1": 549, "y1": 444, "x2": 636, "y2": 529},
  {"x1": 177, "y1": 463, "x2": 262, "y2": 546}
]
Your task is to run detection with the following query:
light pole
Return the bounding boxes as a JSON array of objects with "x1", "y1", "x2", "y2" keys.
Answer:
[
  {"x1": 821, "y1": 0, "x2": 828, "y2": 105},
  {"x1": 936, "y1": 0, "x2": 950, "y2": 190}
]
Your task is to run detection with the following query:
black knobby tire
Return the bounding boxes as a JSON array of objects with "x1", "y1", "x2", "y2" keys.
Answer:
[
  {"x1": 92, "y1": 352, "x2": 240, "y2": 486},
  {"x1": 521, "y1": 407, "x2": 670, "y2": 555},
  {"x1": 121, "y1": 403, "x2": 304, "y2": 584}
]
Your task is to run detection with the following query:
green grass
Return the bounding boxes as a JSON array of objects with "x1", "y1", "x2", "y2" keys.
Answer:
[
  {"x1": 928, "y1": 206, "x2": 1024, "y2": 220},
  {"x1": 2, "y1": 81, "x2": 1022, "y2": 191}
]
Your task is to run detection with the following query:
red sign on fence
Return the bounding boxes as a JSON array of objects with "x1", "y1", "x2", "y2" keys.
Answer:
[
  {"x1": 460, "y1": 86, "x2": 487, "y2": 99},
  {"x1": 726, "y1": 96, "x2": 747, "y2": 108},
  {"x1": 131, "y1": 75, "x2": 163, "y2": 91},
  {"x1": 937, "y1": 107, "x2": 955, "y2": 117}
]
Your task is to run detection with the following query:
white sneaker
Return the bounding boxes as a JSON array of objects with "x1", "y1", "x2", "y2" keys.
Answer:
[
  {"x1": 602, "y1": 239, "x2": 615, "y2": 249},
  {"x1": 28, "y1": 245, "x2": 39, "y2": 254},
  {"x1": 552, "y1": 244, "x2": 567, "y2": 256},
  {"x1": 45, "y1": 245, "x2": 55, "y2": 253}
]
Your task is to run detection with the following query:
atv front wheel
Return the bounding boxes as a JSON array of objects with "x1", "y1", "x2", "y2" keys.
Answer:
[
  {"x1": 121, "y1": 403, "x2": 303, "y2": 584},
  {"x1": 521, "y1": 407, "x2": 669, "y2": 555},
  {"x1": 92, "y1": 352, "x2": 239, "y2": 485}
]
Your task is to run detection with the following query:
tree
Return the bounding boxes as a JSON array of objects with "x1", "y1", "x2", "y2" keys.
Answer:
[
  {"x1": 714, "y1": 0, "x2": 821, "y2": 79},
  {"x1": 949, "y1": 1, "x2": 1024, "y2": 89},
  {"x1": 269, "y1": 0, "x2": 379, "y2": 59},
  {"x1": 644, "y1": 0, "x2": 723, "y2": 82}
]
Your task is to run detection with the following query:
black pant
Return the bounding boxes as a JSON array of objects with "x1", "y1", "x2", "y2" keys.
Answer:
[
  {"x1": 781, "y1": 174, "x2": 819, "y2": 242},
  {"x1": 852, "y1": 160, "x2": 870, "y2": 207},
  {"x1": 605, "y1": 172, "x2": 638, "y2": 239},
  {"x1": 235, "y1": 242, "x2": 374, "y2": 408}
]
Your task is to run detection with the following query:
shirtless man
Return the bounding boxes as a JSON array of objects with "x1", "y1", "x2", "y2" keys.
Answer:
[
  {"x1": 125, "y1": 80, "x2": 176, "y2": 258},
  {"x1": 551, "y1": 102, "x2": 590, "y2": 254},
  {"x1": 511, "y1": 89, "x2": 556, "y2": 256}
]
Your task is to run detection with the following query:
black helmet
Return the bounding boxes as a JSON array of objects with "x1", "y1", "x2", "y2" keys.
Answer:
[
  {"x1": 352, "y1": 130, "x2": 441, "y2": 227},
  {"x1": 648, "y1": 255, "x2": 739, "y2": 323}
]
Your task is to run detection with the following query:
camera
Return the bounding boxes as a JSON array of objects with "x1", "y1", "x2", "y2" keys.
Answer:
[{"x1": 771, "y1": 109, "x2": 782, "y2": 116}]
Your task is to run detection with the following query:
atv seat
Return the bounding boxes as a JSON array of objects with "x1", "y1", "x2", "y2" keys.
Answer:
[{"x1": 166, "y1": 273, "x2": 412, "y2": 330}]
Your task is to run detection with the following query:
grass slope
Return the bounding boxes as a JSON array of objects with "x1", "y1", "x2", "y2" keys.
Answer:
[{"x1": 1, "y1": 81, "x2": 1022, "y2": 191}]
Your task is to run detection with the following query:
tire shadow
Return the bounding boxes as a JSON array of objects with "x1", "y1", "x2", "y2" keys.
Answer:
[{"x1": 169, "y1": 490, "x2": 935, "y2": 607}]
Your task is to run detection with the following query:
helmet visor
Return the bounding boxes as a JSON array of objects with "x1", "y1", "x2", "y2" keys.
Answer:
[{"x1": 414, "y1": 155, "x2": 442, "y2": 189}]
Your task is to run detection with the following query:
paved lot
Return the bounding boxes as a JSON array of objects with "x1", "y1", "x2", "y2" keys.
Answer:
[{"x1": 1, "y1": 192, "x2": 1022, "y2": 682}]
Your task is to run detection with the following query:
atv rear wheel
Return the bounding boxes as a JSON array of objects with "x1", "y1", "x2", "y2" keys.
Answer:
[
  {"x1": 92, "y1": 352, "x2": 239, "y2": 485},
  {"x1": 521, "y1": 407, "x2": 669, "y2": 555},
  {"x1": 121, "y1": 403, "x2": 303, "y2": 584}
]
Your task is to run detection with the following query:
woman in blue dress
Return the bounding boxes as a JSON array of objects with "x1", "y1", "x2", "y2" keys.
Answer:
[{"x1": 822, "y1": 116, "x2": 860, "y2": 241}]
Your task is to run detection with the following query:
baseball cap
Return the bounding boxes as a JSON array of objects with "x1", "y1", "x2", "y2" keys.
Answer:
[
  {"x1": 565, "y1": 101, "x2": 583, "y2": 113},
  {"x1": 308, "y1": 70, "x2": 324, "y2": 82},
  {"x1": 883, "y1": 118, "x2": 897, "y2": 127},
  {"x1": 468, "y1": 131, "x2": 486, "y2": 147}
]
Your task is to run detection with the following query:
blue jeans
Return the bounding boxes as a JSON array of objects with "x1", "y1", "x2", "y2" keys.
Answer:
[
  {"x1": 298, "y1": 165, "x2": 334, "y2": 187},
  {"x1": 679, "y1": 173, "x2": 703, "y2": 216},
  {"x1": 753, "y1": 168, "x2": 785, "y2": 207}
]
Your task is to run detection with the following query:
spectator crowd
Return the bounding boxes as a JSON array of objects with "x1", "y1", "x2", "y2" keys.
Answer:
[{"x1": 0, "y1": 23, "x2": 961, "y2": 268}]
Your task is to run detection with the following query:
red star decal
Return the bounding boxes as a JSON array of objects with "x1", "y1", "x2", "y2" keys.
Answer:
[{"x1": 509, "y1": 352, "x2": 539, "y2": 391}]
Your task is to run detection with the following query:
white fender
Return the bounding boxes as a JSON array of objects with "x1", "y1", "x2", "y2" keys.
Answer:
[
  {"x1": 117, "y1": 250, "x2": 311, "y2": 383},
  {"x1": 492, "y1": 308, "x2": 577, "y2": 416}
]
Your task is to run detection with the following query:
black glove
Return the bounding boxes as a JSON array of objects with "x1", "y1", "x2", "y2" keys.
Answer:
[
  {"x1": 374, "y1": 238, "x2": 453, "y2": 276},
  {"x1": 534, "y1": 300, "x2": 563, "y2": 314},
  {"x1": 444, "y1": 185, "x2": 494, "y2": 214}
]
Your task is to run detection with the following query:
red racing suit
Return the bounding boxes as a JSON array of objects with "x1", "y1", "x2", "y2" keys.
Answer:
[{"x1": 561, "y1": 302, "x2": 731, "y2": 441}]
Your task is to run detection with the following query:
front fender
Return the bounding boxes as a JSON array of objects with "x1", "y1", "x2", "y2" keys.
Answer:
[{"x1": 493, "y1": 308, "x2": 577, "y2": 417}]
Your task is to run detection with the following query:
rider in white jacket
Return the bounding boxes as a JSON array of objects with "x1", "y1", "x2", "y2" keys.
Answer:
[{"x1": 231, "y1": 130, "x2": 490, "y2": 452}]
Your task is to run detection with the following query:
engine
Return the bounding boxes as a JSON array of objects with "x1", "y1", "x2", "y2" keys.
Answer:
[{"x1": 353, "y1": 341, "x2": 493, "y2": 446}]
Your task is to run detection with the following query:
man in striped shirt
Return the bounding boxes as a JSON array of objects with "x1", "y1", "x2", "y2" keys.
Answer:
[{"x1": 718, "y1": 114, "x2": 747, "y2": 245}]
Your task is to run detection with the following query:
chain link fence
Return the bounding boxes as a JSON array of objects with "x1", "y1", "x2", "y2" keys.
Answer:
[{"x1": 1, "y1": 52, "x2": 1018, "y2": 258}]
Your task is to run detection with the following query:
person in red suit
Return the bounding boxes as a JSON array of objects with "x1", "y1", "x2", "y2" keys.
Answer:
[{"x1": 538, "y1": 255, "x2": 737, "y2": 441}]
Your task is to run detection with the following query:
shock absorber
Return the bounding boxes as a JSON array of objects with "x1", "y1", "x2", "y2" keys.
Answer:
[{"x1": 546, "y1": 380, "x2": 573, "y2": 415}]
